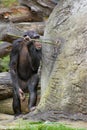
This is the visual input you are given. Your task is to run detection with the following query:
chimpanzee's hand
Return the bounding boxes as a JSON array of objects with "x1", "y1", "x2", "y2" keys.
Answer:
[
  {"x1": 34, "y1": 41, "x2": 42, "y2": 50},
  {"x1": 24, "y1": 35, "x2": 31, "y2": 41},
  {"x1": 19, "y1": 88, "x2": 25, "y2": 101}
]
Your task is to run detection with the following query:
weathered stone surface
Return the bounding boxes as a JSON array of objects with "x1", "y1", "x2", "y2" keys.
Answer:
[{"x1": 37, "y1": 0, "x2": 87, "y2": 120}]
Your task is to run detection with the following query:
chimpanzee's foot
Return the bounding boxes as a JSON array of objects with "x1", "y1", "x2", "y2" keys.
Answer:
[
  {"x1": 14, "y1": 114, "x2": 23, "y2": 120},
  {"x1": 30, "y1": 106, "x2": 36, "y2": 112}
]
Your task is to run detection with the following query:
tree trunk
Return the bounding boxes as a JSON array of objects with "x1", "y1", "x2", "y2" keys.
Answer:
[
  {"x1": 0, "y1": 72, "x2": 12, "y2": 100},
  {"x1": 0, "y1": 1, "x2": 57, "y2": 23},
  {"x1": 18, "y1": 0, "x2": 57, "y2": 18},
  {"x1": 24, "y1": 0, "x2": 87, "y2": 121},
  {"x1": 0, "y1": 6, "x2": 43, "y2": 23},
  {"x1": 0, "y1": 42, "x2": 12, "y2": 58},
  {"x1": 1, "y1": 22, "x2": 45, "y2": 44},
  {"x1": 9, "y1": 6, "x2": 43, "y2": 23},
  {"x1": 0, "y1": 72, "x2": 41, "y2": 114},
  {"x1": 15, "y1": 22, "x2": 45, "y2": 35},
  {"x1": 0, "y1": 98, "x2": 13, "y2": 114}
]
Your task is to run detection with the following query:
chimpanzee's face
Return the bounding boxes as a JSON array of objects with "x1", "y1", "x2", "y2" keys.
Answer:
[
  {"x1": 23, "y1": 31, "x2": 40, "y2": 39},
  {"x1": 23, "y1": 31, "x2": 41, "y2": 50}
]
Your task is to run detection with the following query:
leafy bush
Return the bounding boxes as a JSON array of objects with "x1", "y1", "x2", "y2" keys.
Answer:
[
  {"x1": 0, "y1": 0, "x2": 18, "y2": 7},
  {"x1": 0, "y1": 55, "x2": 10, "y2": 72}
]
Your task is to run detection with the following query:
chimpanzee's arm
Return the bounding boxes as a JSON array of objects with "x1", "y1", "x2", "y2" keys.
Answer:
[
  {"x1": 9, "y1": 39, "x2": 22, "y2": 115},
  {"x1": 10, "y1": 38, "x2": 24, "y2": 89},
  {"x1": 31, "y1": 46, "x2": 42, "y2": 72},
  {"x1": 27, "y1": 41, "x2": 42, "y2": 72},
  {"x1": 10, "y1": 41, "x2": 20, "y2": 93},
  {"x1": 10, "y1": 39, "x2": 19, "y2": 67}
]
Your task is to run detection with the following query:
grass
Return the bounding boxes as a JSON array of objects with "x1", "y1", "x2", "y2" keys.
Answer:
[{"x1": 8, "y1": 121, "x2": 86, "y2": 130}]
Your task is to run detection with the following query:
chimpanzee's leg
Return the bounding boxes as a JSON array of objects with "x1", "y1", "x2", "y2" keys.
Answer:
[
  {"x1": 10, "y1": 69, "x2": 21, "y2": 116},
  {"x1": 13, "y1": 88, "x2": 21, "y2": 116},
  {"x1": 28, "y1": 74, "x2": 39, "y2": 111}
]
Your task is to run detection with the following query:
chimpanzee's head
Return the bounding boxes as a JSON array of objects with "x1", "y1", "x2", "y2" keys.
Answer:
[
  {"x1": 23, "y1": 30, "x2": 40, "y2": 39},
  {"x1": 23, "y1": 30, "x2": 41, "y2": 50}
]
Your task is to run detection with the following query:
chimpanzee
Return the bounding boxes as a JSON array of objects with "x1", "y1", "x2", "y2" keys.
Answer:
[{"x1": 9, "y1": 31, "x2": 42, "y2": 117}]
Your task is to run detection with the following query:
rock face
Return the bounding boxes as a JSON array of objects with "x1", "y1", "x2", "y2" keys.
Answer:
[{"x1": 39, "y1": 0, "x2": 87, "y2": 120}]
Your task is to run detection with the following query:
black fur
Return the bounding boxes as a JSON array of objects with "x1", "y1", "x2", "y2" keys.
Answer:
[{"x1": 10, "y1": 31, "x2": 41, "y2": 116}]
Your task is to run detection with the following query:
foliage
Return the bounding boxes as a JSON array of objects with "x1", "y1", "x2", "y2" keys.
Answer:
[
  {"x1": 0, "y1": 55, "x2": 10, "y2": 72},
  {"x1": 0, "y1": 41, "x2": 3, "y2": 44},
  {"x1": 0, "y1": 0, "x2": 18, "y2": 7},
  {"x1": 8, "y1": 121, "x2": 86, "y2": 130}
]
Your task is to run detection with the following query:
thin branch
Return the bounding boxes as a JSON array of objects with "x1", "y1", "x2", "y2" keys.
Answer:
[{"x1": 2, "y1": 33, "x2": 59, "y2": 45}]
